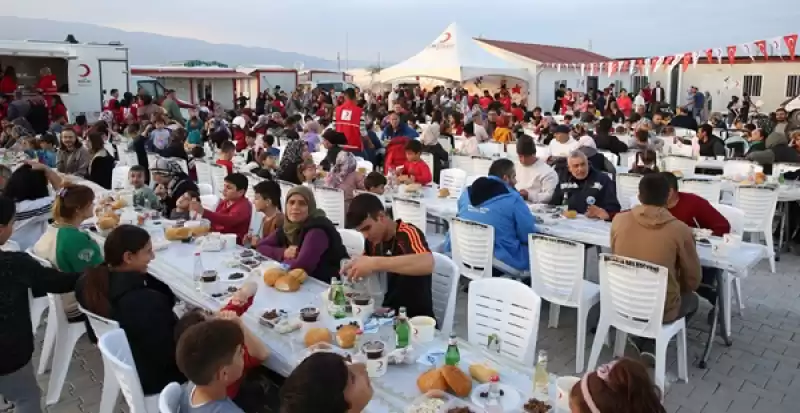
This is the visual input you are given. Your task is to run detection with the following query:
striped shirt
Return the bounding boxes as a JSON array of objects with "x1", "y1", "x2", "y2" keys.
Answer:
[{"x1": 11, "y1": 196, "x2": 54, "y2": 251}]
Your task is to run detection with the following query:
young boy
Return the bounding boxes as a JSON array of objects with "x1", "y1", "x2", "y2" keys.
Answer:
[
  {"x1": 263, "y1": 134, "x2": 280, "y2": 158},
  {"x1": 216, "y1": 141, "x2": 236, "y2": 175},
  {"x1": 189, "y1": 173, "x2": 252, "y2": 243},
  {"x1": 188, "y1": 146, "x2": 206, "y2": 183},
  {"x1": 149, "y1": 116, "x2": 172, "y2": 151},
  {"x1": 170, "y1": 190, "x2": 200, "y2": 220},
  {"x1": 247, "y1": 181, "x2": 283, "y2": 243},
  {"x1": 243, "y1": 131, "x2": 261, "y2": 164},
  {"x1": 176, "y1": 319, "x2": 247, "y2": 413},
  {"x1": 398, "y1": 140, "x2": 432, "y2": 185},
  {"x1": 253, "y1": 152, "x2": 276, "y2": 181},
  {"x1": 364, "y1": 171, "x2": 387, "y2": 195},
  {"x1": 129, "y1": 165, "x2": 160, "y2": 209}
]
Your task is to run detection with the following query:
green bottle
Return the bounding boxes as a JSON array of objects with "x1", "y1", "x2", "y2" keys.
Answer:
[
  {"x1": 331, "y1": 278, "x2": 347, "y2": 319},
  {"x1": 395, "y1": 307, "x2": 410, "y2": 348},
  {"x1": 445, "y1": 332, "x2": 460, "y2": 366}
]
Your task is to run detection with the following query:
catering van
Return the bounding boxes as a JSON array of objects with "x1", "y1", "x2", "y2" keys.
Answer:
[{"x1": 0, "y1": 39, "x2": 129, "y2": 122}]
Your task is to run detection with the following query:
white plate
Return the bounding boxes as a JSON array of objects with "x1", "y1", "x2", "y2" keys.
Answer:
[{"x1": 470, "y1": 383, "x2": 521, "y2": 412}]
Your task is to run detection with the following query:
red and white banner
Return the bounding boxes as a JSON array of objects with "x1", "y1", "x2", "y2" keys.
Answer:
[
  {"x1": 785, "y1": 34, "x2": 798, "y2": 60},
  {"x1": 755, "y1": 40, "x2": 768, "y2": 59},
  {"x1": 726, "y1": 45, "x2": 737, "y2": 65}
]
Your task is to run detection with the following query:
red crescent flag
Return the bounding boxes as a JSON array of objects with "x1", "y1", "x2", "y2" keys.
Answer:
[
  {"x1": 681, "y1": 53, "x2": 692, "y2": 72},
  {"x1": 726, "y1": 45, "x2": 737, "y2": 64},
  {"x1": 785, "y1": 34, "x2": 798, "y2": 60},
  {"x1": 650, "y1": 57, "x2": 660, "y2": 73},
  {"x1": 636, "y1": 59, "x2": 644, "y2": 74},
  {"x1": 754, "y1": 40, "x2": 768, "y2": 59},
  {"x1": 608, "y1": 61, "x2": 617, "y2": 77},
  {"x1": 662, "y1": 56, "x2": 673, "y2": 71},
  {"x1": 705, "y1": 49, "x2": 714, "y2": 64}
]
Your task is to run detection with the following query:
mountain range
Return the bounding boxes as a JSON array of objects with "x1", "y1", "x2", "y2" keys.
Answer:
[{"x1": 0, "y1": 16, "x2": 371, "y2": 70}]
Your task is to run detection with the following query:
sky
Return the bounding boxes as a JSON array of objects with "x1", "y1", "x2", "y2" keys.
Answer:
[{"x1": 5, "y1": 0, "x2": 800, "y2": 64}]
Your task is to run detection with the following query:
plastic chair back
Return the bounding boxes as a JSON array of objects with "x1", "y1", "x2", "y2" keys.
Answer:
[
  {"x1": 450, "y1": 218, "x2": 495, "y2": 280},
  {"x1": 158, "y1": 382, "x2": 183, "y2": 413},
  {"x1": 432, "y1": 252, "x2": 459, "y2": 337},
  {"x1": 680, "y1": 179, "x2": 722, "y2": 203},
  {"x1": 615, "y1": 173, "x2": 642, "y2": 210},
  {"x1": 392, "y1": 197, "x2": 427, "y2": 236},
  {"x1": 338, "y1": 229, "x2": 365, "y2": 257},
  {"x1": 732, "y1": 185, "x2": 778, "y2": 232},
  {"x1": 711, "y1": 203, "x2": 745, "y2": 235},
  {"x1": 313, "y1": 186, "x2": 345, "y2": 227},
  {"x1": 439, "y1": 168, "x2": 467, "y2": 199},
  {"x1": 98, "y1": 329, "x2": 149, "y2": 413},
  {"x1": 529, "y1": 234, "x2": 586, "y2": 306}
]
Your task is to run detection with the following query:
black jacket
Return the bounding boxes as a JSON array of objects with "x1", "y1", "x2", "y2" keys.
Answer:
[
  {"x1": 592, "y1": 132, "x2": 629, "y2": 156},
  {"x1": 320, "y1": 145, "x2": 342, "y2": 172},
  {"x1": 549, "y1": 168, "x2": 621, "y2": 216},
  {"x1": 0, "y1": 251, "x2": 81, "y2": 375},
  {"x1": 274, "y1": 216, "x2": 347, "y2": 284},
  {"x1": 158, "y1": 144, "x2": 189, "y2": 161},
  {"x1": 89, "y1": 151, "x2": 116, "y2": 189},
  {"x1": 670, "y1": 115, "x2": 699, "y2": 131},
  {"x1": 76, "y1": 271, "x2": 185, "y2": 395},
  {"x1": 698, "y1": 136, "x2": 726, "y2": 157},
  {"x1": 163, "y1": 176, "x2": 198, "y2": 217},
  {"x1": 772, "y1": 143, "x2": 800, "y2": 164}
]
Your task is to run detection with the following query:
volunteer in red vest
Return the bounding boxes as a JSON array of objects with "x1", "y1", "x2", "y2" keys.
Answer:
[
  {"x1": 334, "y1": 88, "x2": 367, "y2": 156},
  {"x1": 36, "y1": 67, "x2": 59, "y2": 106}
]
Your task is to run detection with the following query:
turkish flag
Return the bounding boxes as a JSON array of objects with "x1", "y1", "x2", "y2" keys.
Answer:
[
  {"x1": 726, "y1": 45, "x2": 737, "y2": 64},
  {"x1": 754, "y1": 40, "x2": 768, "y2": 59},
  {"x1": 636, "y1": 59, "x2": 645, "y2": 74},
  {"x1": 662, "y1": 56, "x2": 674, "y2": 71},
  {"x1": 650, "y1": 57, "x2": 660, "y2": 73},
  {"x1": 681, "y1": 53, "x2": 692, "y2": 72},
  {"x1": 785, "y1": 34, "x2": 798, "y2": 60},
  {"x1": 608, "y1": 61, "x2": 616, "y2": 77},
  {"x1": 705, "y1": 49, "x2": 714, "y2": 64}
]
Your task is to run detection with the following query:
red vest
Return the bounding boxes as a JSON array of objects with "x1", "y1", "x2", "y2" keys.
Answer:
[{"x1": 335, "y1": 101, "x2": 364, "y2": 151}]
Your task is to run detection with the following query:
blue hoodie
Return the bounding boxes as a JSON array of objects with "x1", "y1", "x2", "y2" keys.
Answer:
[{"x1": 444, "y1": 175, "x2": 537, "y2": 271}]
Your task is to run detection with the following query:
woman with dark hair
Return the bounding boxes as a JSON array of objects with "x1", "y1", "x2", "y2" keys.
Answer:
[
  {"x1": 0, "y1": 66, "x2": 17, "y2": 94},
  {"x1": 86, "y1": 131, "x2": 115, "y2": 189},
  {"x1": 75, "y1": 225, "x2": 186, "y2": 397},
  {"x1": 151, "y1": 158, "x2": 198, "y2": 217},
  {"x1": 277, "y1": 140, "x2": 310, "y2": 185},
  {"x1": 50, "y1": 94, "x2": 68, "y2": 123},
  {"x1": 605, "y1": 101, "x2": 625, "y2": 124},
  {"x1": 158, "y1": 128, "x2": 189, "y2": 161},
  {"x1": 569, "y1": 358, "x2": 666, "y2": 413},
  {"x1": 257, "y1": 186, "x2": 347, "y2": 283},
  {"x1": 280, "y1": 352, "x2": 373, "y2": 413},
  {"x1": 420, "y1": 110, "x2": 449, "y2": 183},
  {"x1": 56, "y1": 126, "x2": 90, "y2": 176},
  {"x1": 4, "y1": 161, "x2": 62, "y2": 250}
]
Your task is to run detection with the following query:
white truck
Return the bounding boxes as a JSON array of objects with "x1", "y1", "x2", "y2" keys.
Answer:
[{"x1": 0, "y1": 39, "x2": 129, "y2": 122}]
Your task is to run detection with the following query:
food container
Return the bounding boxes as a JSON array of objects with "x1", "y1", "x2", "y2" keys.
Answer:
[
  {"x1": 351, "y1": 294, "x2": 374, "y2": 322},
  {"x1": 259, "y1": 309, "x2": 286, "y2": 328},
  {"x1": 361, "y1": 340, "x2": 388, "y2": 378},
  {"x1": 199, "y1": 270, "x2": 220, "y2": 295},
  {"x1": 442, "y1": 398, "x2": 487, "y2": 413},
  {"x1": 410, "y1": 316, "x2": 436, "y2": 343},
  {"x1": 405, "y1": 390, "x2": 453, "y2": 413}
]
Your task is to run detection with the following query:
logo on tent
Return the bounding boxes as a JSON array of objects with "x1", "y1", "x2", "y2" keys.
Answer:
[{"x1": 430, "y1": 32, "x2": 454, "y2": 49}]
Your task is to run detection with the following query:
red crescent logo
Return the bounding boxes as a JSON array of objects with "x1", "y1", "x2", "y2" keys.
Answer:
[
  {"x1": 79, "y1": 64, "x2": 91, "y2": 78},
  {"x1": 439, "y1": 32, "x2": 451, "y2": 44}
]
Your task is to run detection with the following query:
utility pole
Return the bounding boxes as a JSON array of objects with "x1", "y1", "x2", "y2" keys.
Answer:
[
  {"x1": 588, "y1": 39, "x2": 593, "y2": 52},
  {"x1": 337, "y1": 52, "x2": 341, "y2": 72},
  {"x1": 378, "y1": 52, "x2": 381, "y2": 70},
  {"x1": 345, "y1": 32, "x2": 349, "y2": 71}
]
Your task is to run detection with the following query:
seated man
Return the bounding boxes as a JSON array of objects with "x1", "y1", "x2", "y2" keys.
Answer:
[
  {"x1": 549, "y1": 150, "x2": 621, "y2": 220},
  {"x1": 344, "y1": 194, "x2": 434, "y2": 318},
  {"x1": 444, "y1": 159, "x2": 536, "y2": 273},
  {"x1": 190, "y1": 173, "x2": 252, "y2": 244},
  {"x1": 662, "y1": 172, "x2": 730, "y2": 304},
  {"x1": 515, "y1": 135, "x2": 558, "y2": 203},
  {"x1": 611, "y1": 173, "x2": 701, "y2": 358}
]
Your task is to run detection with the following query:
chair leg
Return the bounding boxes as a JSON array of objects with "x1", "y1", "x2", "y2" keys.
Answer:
[
  {"x1": 45, "y1": 326, "x2": 85, "y2": 405},
  {"x1": 98, "y1": 362, "x2": 120, "y2": 413},
  {"x1": 764, "y1": 231, "x2": 776, "y2": 273},
  {"x1": 575, "y1": 305, "x2": 589, "y2": 373},
  {"x1": 587, "y1": 321, "x2": 610, "y2": 372},
  {"x1": 613, "y1": 329, "x2": 627, "y2": 358},
  {"x1": 722, "y1": 274, "x2": 732, "y2": 332},
  {"x1": 548, "y1": 303, "x2": 561, "y2": 328},
  {"x1": 37, "y1": 310, "x2": 57, "y2": 375},
  {"x1": 654, "y1": 336, "x2": 670, "y2": 393},
  {"x1": 734, "y1": 277, "x2": 744, "y2": 315},
  {"x1": 676, "y1": 326, "x2": 689, "y2": 383}
]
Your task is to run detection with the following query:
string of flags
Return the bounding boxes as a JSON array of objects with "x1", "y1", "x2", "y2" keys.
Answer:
[{"x1": 544, "y1": 33, "x2": 798, "y2": 76}]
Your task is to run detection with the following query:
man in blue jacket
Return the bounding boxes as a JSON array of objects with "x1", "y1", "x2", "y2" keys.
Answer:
[
  {"x1": 382, "y1": 112, "x2": 419, "y2": 140},
  {"x1": 444, "y1": 158, "x2": 537, "y2": 273}
]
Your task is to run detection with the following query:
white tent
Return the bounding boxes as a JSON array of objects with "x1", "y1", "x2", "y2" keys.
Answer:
[{"x1": 379, "y1": 23, "x2": 529, "y2": 83}]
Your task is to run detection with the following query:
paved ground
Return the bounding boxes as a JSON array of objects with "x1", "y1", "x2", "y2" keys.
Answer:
[{"x1": 13, "y1": 249, "x2": 800, "y2": 413}]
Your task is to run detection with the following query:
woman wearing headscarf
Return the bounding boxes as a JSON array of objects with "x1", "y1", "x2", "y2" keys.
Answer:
[
  {"x1": 277, "y1": 140, "x2": 309, "y2": 185},
  {"x1": 420, "y1": 110, "x2": 449, "y2": 183},
  {"x1": 319, "y1": 129, "x2": 347, "y2": 172},
  {"x1": 577, "y1": 135, "x2": 616, "y2": 178},
  {"x1": 324, "y1": 151, "x2": 365, "y2": 210},
  {"x1": 150, "y1": 158, "x2": 198, "y2": 216},
  {"x1": 256, "y1": 186, "x2": 347, "y2": 283}
]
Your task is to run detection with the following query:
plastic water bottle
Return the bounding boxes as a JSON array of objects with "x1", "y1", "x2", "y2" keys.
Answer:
[
  {"x1": 533, "y1": 350, "x2": 549, "y2": 399},
  {"x1": 193, "y1": 252, "x2": 204, "y2": 291}
]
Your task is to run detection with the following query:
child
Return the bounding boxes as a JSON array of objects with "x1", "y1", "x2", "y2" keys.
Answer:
[
  {"x1": 246, "y1": 181, "x2": 284, "y2": 244},
  {"x1": 243, "y1": 131, "x2": 261, "y2": 164},
  {"x1": 263, "y1": 134, "x2": 280, "y2": 158},
  {"x1": 175, "y1": 319, "x2": 248, "y2": 413},
  {"x1": 628, "y1": 149, "x2": 659, "y2": 175},
  {"x1": 492, "y1": 114, "x2": 513, "y2": 144},
  {"x1": 253, "y1": 152, "x2": 277, "y2": 180},
  {"x1": 37, "y1": 133, "x2": 58, "y2": 168},
  {"x1": 302, "y1": 121, "x2": 321, "y2": 152},
  {"x1": 398, "y1": 139, "x2": 432, "y2": 185},
  {"x1": 189, "y1": 173, "x2": 252, "y2": 243},
  {"x1": 186, "y1": 115, "x2": 203, "y2": 145},
  {"x1": 569, "y1": 358, "x2": 666, "y2": 413},
  {"x1": 149, "y1": 115, "x2": 171, "y2": 151},
  {"x1": 216, "y1": 140, "x2": 236, "y2": 175},
  {"x1": 21, "y1": 135, "x2": 40, "y2": 161},
  {"x1": 364, "y1": 171, "x2": 387, "y2": 195},
  {"x1": 188, "y1": 146, "x2": 206, "y2": 182},
  {"x1": 170, "y1": 190, "x2": 200, "y2": 220},
  {"x1": 129, "y1": 165, "x2": 159, "y2": 209},
  {"x1": 460, "y1": 123, "x2": 480, "y2": 156},
  {"x1": 299, "y1": 159, "x2": 318, "y2": 185}
]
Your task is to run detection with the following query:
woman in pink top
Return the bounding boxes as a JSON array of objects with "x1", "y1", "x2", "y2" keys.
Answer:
[
  {"x1": 324, "y1": 151, "x2": 364, "y2": 210},
  {"x1": 616, "y1": 89, "x2": 633, "y2": 118}
]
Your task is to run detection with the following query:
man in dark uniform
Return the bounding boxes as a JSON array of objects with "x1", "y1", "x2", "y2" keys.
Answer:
[{"x1": 549, "y1": 150, "x2": 621, "y2": 221}]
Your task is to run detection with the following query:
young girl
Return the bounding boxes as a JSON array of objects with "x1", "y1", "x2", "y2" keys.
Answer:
[
  {"x1": 170, "y1": 190, "x2": 200, "y2": 220},
  {"x1": 38, "y1": 132, "x2": 59, "y2": 168},
  {"x1": 185, "y1": 114, "x2": 203, "y2": 145},
  {"x1": 569, "y1": 358, "x2": 665, "y2": 413},
  {"x1": 33, "y1": 184, "x2": 101, "y2": 322},
  {"x1": 629, "y1": 149, "x2": 660, "y2": 175}
]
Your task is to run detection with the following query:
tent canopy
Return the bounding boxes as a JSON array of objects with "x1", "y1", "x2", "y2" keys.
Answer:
[{"x1": 379, "y1": 23, "x2": 528, "y2": 83}]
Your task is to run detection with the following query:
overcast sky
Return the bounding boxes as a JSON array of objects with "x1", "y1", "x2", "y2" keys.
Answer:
[{"x1": 6, "y1": 0, "x2": 800, "y2": 64}]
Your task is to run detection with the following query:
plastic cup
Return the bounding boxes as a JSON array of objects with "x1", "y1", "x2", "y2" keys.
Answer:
[{"x1": 410, "y1": 316, "x2": 436, "y2": 343}]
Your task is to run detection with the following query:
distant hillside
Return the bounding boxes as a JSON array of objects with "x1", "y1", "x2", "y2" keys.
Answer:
[{"x1": 0, "y1": 16, "x2": 370, "y2": 69}]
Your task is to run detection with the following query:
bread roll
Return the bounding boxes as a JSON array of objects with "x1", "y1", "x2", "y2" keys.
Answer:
[
  {"x1": 304, "y1": 327, "x2": 331, "y2": 348},
  {"x1": 562, "y1": 210, "x2": 577, "y2": 219},
  {"x1": 96, "y1": 216, "x2": 119, "y2": 230},
  {"x1": 165, "y1": 227, "x2": 192, "y2": 241},
  {"x1": 111, "y1": 199, "x2": 126, "y2": 210},
  {"x1": 417, "y1": 368, "x2": 447, "y2": 393},
  {"x1": 263, "y1": 268, "x2": 286, "y2": 287},
  {"x1": 274, "y1": 275, "x2": 300, "y2": 292},
  {"x1": 190, "y1": 225, "x2": 210, "y2": 237},
  {"x1": 440, "y1": 365, "x2": 472, "y2": 397},
  {"x1": 438, "y1": 188, "x2": 450, "y2": 198},
  {"x1": 469, "y1": 363, "x2": 499, "y2": 384},
  {"x1": 406, "y1": 183, "x2": 422, "y2": 193},
  {"x1": 335, "y1": 325, "x2": 359, "y2": 349},
  {"x1": 288, "y1": 268, "x2": 307, "y2": 284}
]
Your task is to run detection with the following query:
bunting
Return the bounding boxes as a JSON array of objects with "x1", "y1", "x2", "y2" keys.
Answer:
[{"x1": 785, "y1": 34, "x2": 798, "y2": 60}]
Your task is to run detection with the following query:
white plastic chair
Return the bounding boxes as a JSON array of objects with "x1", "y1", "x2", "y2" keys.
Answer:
[
  {"x1": 588, "y1": 254, "x2": 688, "y2": 392},
  {"x1": 167, "y1": 158, "x2": 189, "y2": 175},
  {"x1": 120, "y1": 150, "x2": 139, "y2": 167},
  {"x1": 158, "y1": 382, "x2": 183, "y2": 413},
  {"x1": 146, "y1": 154, "x2": 158, "y2": 170},
  {"x1": 79, "y1": 306, "x2": 121, "y2": 413},
  {"x1": 666, "y1": 140, "x2": 694, "y2": 157},
  {"x1": 111, "y1": 166, "x2": 131, "y2": 190},
  {"x1": 732, "y1": 185, "x2": 778, "y2": 272},
  {"x1": 467, "y1": 278, "x2": 541, "y2": 365},
  {"x1": 505, "y1": 142, "x2": 517, "y2": 155},
  {"x1": 471, "y1": 156, "x2": 494, "y2": 177},
  {"x1": 197, "y1": 183, "x2": 213, "y2": 196},
  {"x1": 311, "y1": 151, "x2": 327, "y2": 165},
  {"x1": 338, "y1": 229, "x2": 365, "y2": 257},
  {"x1": 450, "y1": 218, "x2": 495, "y2": 280},
  {"x1": 392, "y1": 197, "x2": 427, "y2": 236},
  {"x1": 43, "y1": 294, "x2": 87, "y2": 405},
  {"x1": 598, "y1": 150, "x2": 619, "y2": 166},
  {"x1": 439, "y1": 168, "x2": 467, "y2": 199},
  {"x1": 723, "y1": 160, "x2": 763, "y2": 178},
  {"x1": 451, "y1": 155, "x2": 474, "y2": 175},
  {"x1": 420, "y1": 153, "x2": 435, "y2": 178},
  {"x1": 680, "y1": 179, "x2": 722, "y2": 203},
  {"x1": 528, "y1": 234, "x2": 599, "y2": 373},
  {"x1": 772, "y1": 162, "x2": 800, "y2": 177},
  {"x1": 438, "y1": 138, "x2": 453, "y2": 153},
  {"x1": 352, "y1": 190, "x2": 386, "y2": 208},
  {"x1": 615, "y1": 173, "x2": 642, "y2": 210},
  {"x1": 29, "y1": 290, "x2": 48, "y2": 334},
  {"x1": 711, "y1": 203, "x2": 747, "y2": 322},
  {"x1": 210, "y1": 164, "x2": 228, "y2": 195},
  {"x1": 97, "y1": 329, "x2": 153, "y2": 413},
  {"x1": 249, "y1": 210, "x2": 265, "y2": 236},
  {"x1": 432, "y1": 252, "x2": 460, "y2": 337},
  {"x1": 194, "y1": 161, "x2": 214, "y2": 188},
  {"x1": 314, "y1": 186, "x2": 345, "y2": 227},
  {"x1": 277, "y1": 180, "x2": 297, "y2": 209},
  {"x1": 663, "y1": 155, "x2": 697, "y2": 177},
  {"x1": 199, "y1": 194, "x2": 220, "y2": 211},
  {"x1": 356, "y1": 159, "x2": 374, "y2": 172},
  {"x1": 478, "y1": 142, "x2": 503, "y2": 157}
]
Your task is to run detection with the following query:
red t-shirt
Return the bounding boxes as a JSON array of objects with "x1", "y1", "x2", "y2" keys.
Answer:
[
  {"x1": 216, "y1": 159, "x2": 234, "y2": 175},
  {"x1": 335, "y1": 100, "x2": 364, "y2": 151},
  {"x1": 36, "y1": 75, "x2": 58, "y2": 94},
  {"x1": 0, "y1": 77, "x2": 17, "y2": 94},
  {"x1": 203, "y1": 196, "x2": 253, "y2": 244},
  {"x1": 479, "y1": 96, "x2": 492, "y2": 110},
  {"x1": 219, "y1": 297, "x2": 263, "y2": 398},
  {"x1": 401, "y1": 159, "x2": 432, "y2": 185},
  {"x1": 511, "y1": 107, "x2": 524, "y2": 122},
  {"x1": 51, "y1": 104, "x2": 67, "y2": 121},
  {"x1": 668, "y1": 192, "x2": 731, "y2": 236},
  {"x1": 500, "y1": 97, "x2": 512, "y2": 112}
]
